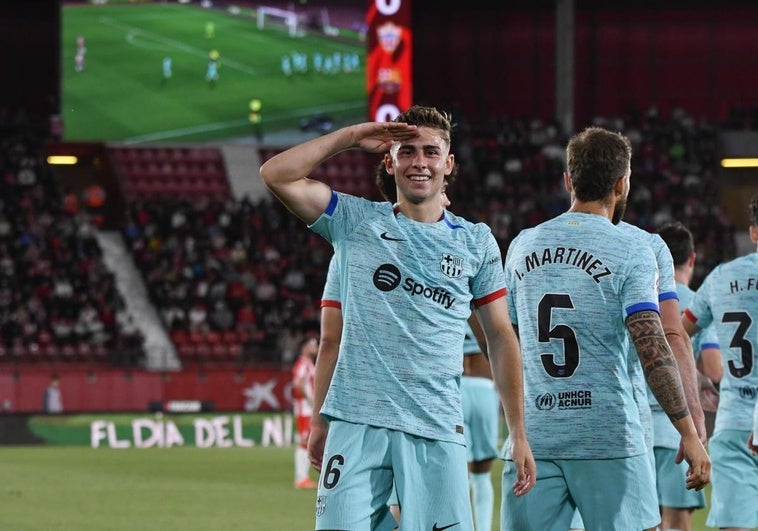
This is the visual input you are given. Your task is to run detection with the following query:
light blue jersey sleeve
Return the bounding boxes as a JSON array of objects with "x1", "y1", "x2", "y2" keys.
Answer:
[
  {"x1": 695, "y1": 324, "x2": 720, "y2": 353},
  {"x1": 321, "y1": 255, "x2": 341, "y2": 306},
  {"x1": 618, "y1": 224, "x2": 672, "y2": 451},
  {"x1": 686, "y1": 253, "x2": 758, "y2": 433}
]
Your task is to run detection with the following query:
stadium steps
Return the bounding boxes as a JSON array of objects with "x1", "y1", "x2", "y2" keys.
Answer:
[
  {"x1": 219, "y1": 145, "x2": 268, "y2": 201},
  {"x1": 94, "y1": 230, "x2": 180, "y2": 371}
]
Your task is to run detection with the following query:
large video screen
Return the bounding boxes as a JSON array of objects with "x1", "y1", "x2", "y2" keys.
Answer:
[{"x1": 61, "y1": 0, "x2": 368, "y2": 144}]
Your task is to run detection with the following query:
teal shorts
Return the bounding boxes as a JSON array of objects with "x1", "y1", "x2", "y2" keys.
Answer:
[
  {"x1": 653, "y1": 446, "x2": 706, "y2": 509},
  {"x1": 567, "y1": 450, "x2": 658, "y2": 530},
  {"x1": 461, "y1": 376, "x2": 500, "y2": 463},
  {"x1": 315, "y1": 420, "x2": 474, "y2": 531},
  {"x1": 706, "y1": 429, "x2": 758, "y2": 529},
  {"x1": 501, "y1": 454, "x2": 659, "y2": 531}
]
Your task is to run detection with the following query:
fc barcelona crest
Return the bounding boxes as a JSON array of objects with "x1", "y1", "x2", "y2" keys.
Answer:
[
  {"x1": 315, "y1": 495, "x2": 327, "y2": 517},
  {"x1": 440, "y1": 253, "x2": 463, "y2": 278}
]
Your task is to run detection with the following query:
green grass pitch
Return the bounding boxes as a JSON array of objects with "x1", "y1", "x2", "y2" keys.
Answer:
[
  {"x1": 0, "y1": 445, "x2": 712, "y2": 530},
  {"x1": 62, "y1": 2, "x2": 367, "y2": 143}
]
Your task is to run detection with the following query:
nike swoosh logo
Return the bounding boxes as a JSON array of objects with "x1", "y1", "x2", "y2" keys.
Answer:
[
  {"x1": 380, "y1": 232, "x2": 406, "y2": 242},
  {"x1": 432, "y1": 523, "x2": 460, "y2": 531}
]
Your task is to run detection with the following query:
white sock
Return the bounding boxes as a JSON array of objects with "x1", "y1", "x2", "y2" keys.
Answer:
[
  {"x1": 295, "y1": 447, "x2": 309, "y2": 482},
  {"x1": 469, "y1": 471, "x2": 494, "y2": 531}
]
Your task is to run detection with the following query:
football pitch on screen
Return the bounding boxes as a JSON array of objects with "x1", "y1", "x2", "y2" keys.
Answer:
[
  {"x1": 1, "y1": 445, "x2": 712, "y2": 531},
  {"x1": 62, "y1": 2, "x2": 367, "y2": 144}
]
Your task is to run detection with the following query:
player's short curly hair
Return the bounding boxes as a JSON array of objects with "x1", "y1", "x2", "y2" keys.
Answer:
[
  {"x1": 566, "y1": 126, "x2": 632, "y2": 203},
  {"x1": 393, "y1": 105, "x2": 453, "y2": 146}
]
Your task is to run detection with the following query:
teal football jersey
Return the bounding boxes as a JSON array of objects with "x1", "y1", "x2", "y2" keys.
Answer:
[
  {"x1": 504, "y1": 212, "x2": 658, "y2": 459},
  {"x1": 310, "y1": 192, "x2": 506, "y2": 444},
  {"x1": 685, "y1": 253, "x2": 758, "y2": 433}
]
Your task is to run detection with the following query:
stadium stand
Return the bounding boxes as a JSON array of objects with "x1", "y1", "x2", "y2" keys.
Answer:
[
  {"x1": 0, "y1": 102, "x2": 739, "y2": 378},
  {"x1": 112, "y1": 147, "x2": 230, "y2": 201},
  {"x1": 0, "y1": 115, "x2": 146, "y2": 370}
]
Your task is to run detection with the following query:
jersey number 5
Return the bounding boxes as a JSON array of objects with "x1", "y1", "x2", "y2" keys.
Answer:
[{"x1": 538, "y1": 294, "x2": 579, "y2": 378}]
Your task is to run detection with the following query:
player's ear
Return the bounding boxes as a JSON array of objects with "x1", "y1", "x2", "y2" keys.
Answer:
[
  {"x1": 613, "y1": 174, "x2": 628, "y2": 198},
  {"x1": 384, "y1": 153, "x2": 395, "y2": 175},
  {"x1": 444, "y1": 154, "x2": 454, "y2": 176},
  {"x1": 563, "y1": 172, "x2": 573, "y2": 194},
  {"x1": 750, "y1": 223, "x2": 758, "y2": 244}
]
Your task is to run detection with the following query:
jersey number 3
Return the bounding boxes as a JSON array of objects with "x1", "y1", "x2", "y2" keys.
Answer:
[{"x1": 722, "y1": 311, "x2": 754, "y2": 378}]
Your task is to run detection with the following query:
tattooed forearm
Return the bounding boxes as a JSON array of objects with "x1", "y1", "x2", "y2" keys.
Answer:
[{"x1": 626, "y1": 310, "x2": 690, "y2": 421}]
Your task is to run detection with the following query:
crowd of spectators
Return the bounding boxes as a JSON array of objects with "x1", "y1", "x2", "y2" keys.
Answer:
[
  {"x1": 122, "y1": 105, "x2": 736, "y2": 367},
  {"x1": 446, "y1": 105, "x2": 734, "y2": 289},
  {"x1": 0, "y1": 110, "x2": 144, "y2": 367},
  {"x1": 0, "y1": 104, "x2": 739, "y2": 370},
  {"x1": 122, "y1": 195, "x2": 327, "y2": 366}
]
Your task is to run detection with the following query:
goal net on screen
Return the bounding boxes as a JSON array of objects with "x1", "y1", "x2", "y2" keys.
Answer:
[{"x1": 257, "y1": 6, "x2": 301, "y2": 37}]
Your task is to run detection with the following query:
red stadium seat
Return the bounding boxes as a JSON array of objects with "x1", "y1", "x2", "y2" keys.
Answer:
[
  {"x1": 178, "y1": 343, "x2": 196, "y2": 360},
  {"x1": 43, "y1": 344, "x2": 60, "y2": 361},
  {"x1": 227, "y1": 343, "x2": 243, "y2": 360},
  {"x1": 78, "y1": 342, "x2": 92, "y2": 361},
  {"x1": 194, "y1": 343, "x2": 211, "y2": 361},
  {"x1": 61, "y1": 344, "x2": 77, "y2": 361},
  {"x1": 211, "y1": 343, "x2": 228, "y2": 360}
]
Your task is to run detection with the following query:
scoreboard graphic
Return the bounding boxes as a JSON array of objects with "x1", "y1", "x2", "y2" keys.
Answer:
[{"x1": 366, "y1": 0, "x2": 412, "y2": 121}]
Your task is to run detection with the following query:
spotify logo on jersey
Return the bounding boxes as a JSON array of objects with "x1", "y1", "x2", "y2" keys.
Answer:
[{"x1": 373, "y1": 264, "x2": 402, "y2": 291}]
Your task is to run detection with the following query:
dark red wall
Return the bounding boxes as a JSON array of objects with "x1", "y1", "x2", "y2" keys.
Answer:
[
  {"x1": 1, "y1": 369, "x2": 293, "y2": 413},
  {"x1": 574, "y1": 5, "x2": 758, "y2": 123},
  {"x1": 411, "y1": 1, "x2": 758, "y2": 123}
]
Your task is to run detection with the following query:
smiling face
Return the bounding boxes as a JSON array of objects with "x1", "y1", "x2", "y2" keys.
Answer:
[{"x1": 385, "y1": 126, "x2": 454, "y2": 206}]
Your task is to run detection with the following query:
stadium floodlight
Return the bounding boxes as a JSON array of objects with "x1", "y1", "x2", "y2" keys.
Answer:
[
  {"x1": 46, "y1": 155, "x2": 78, "y2": 165},
  {"x1": 720, "y1": 158, "x2": 758, "y2": 168}
]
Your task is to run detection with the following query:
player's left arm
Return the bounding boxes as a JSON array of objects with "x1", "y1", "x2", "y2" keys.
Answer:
[
  {"x1": 659, "y1": 298, "x2": 707, "y2": 443},
  {"x1": 627, "y1": 309, "x2": 711, "y2": 490},
  {"x1": 467, "y1": 313, "x2": 488, "y2": 357},
  {"x1": 308, "y1": 306, "x2": 342, "y2": 471},
  {"x1": 698, "y1": 345, "x2": 723, "y2": 384},
  {"x1": 475, "y1": 297, "x2": 535, "y2": 496}
]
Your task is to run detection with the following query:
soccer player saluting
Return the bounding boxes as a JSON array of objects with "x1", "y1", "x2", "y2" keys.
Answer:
[
  {"x1": 260, "y1": 105, "x2": 535, "y2": 530},
  {"x1": 501, "y1": 126, "x2": 710, "y2": 531},
  {"x1": 682, "y1": 194, "x2": 758, "y2": 531}
]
